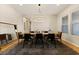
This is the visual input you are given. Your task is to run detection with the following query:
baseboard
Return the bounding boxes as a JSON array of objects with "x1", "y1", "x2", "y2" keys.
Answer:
[{"x1": 62, "y1": 38, "x2": 79, "y2": 53}]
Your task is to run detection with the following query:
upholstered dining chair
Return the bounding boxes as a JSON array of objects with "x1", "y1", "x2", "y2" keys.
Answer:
[
  {"x1": 47, "y1": 34, "x2": 56, "y2": 48},
  {"x1": 35, "y1": 33, "x2": 44, "y2": 48},
  {"x1": 23, "y1": 33, "x2": 33, "y2": 48},
  {"x1": 57, "y1": 32, "x2": 62, "y2": 42}
]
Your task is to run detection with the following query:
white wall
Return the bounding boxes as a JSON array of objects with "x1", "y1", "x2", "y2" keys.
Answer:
[
  {"x1": 17, "y1": 17, "x2": 24, "y2": 33},
  {"x1": 57, "y1": 5, "x2": 79, "y2": 47},
  {"x1": 0, "y1": 5, "x2": 19, "y2": 24},
  {"x1": 30, "y1": 15, "x2": 57, "y2": 32},
  {"x1": 0, "y1": 5, "x2": 24, "y2": 39},
  {"x1": 0, "y1": 4, "x2": 24, "y2": 33}
]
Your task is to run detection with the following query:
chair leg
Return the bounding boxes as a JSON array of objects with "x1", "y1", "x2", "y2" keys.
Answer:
[
  {"x1": 34, "y1": 41, "x2": 36, "y2": 48},
  {"x1": 29, "y1": 43, "x2": 32, "y2": 48},
  {"x1": 47, "y1": 43, "x2": 49, "y2": 48},
  {"x1": 41, "y1": 40, "x2": 44, "y2": 48},
  {"x1": 30, "y1": 41, "x2": 33, "y2": 48},
  {"x1": 1, "y1": 40, "x2": 3, "y2": 44},
  {"x1": 0, "y1": 40, "x2": 3, "y2": 51},
  {"x1": 23, "y1": 40, "x2": 25, "y2": 48},
  {"x1": 43, "y1": 43, "x2": 44, "y2": 48},
  {"x1": 54, "y1": 40, "x2": 56, "y2": 48},
  {"x1": 35, "y1": 40, "x2": 37, "y2": 48},
  {"x1": 5, "y1": 39, "x2": 8, "y2": 43},
  {"x1": 51, "y1": 40, "x2": 55, "y2": 48},
  {"x1": 43, "y1": 41, "x2": 44, "y2": 48},
  {"x1": 60, "y1": 38, "x2": 62, "y2": 42},
  {"x1": 46, "y1": 44, "x2": 48, "y2": 48}
]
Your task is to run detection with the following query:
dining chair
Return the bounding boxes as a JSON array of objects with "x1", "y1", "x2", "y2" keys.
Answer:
[
  {"x1": 43, "y1": 34, "x2": 48, "y2": 44},
  {"x1": 35, "y1": 33, "x2": 44, "y2": 48},
  {"x1": 47, "y1": 34, "x2": 56, "y2": 48},
  {"x1": 57, "y1": 32, "x2": 62, "y2": 42},
  {"x1": 23, "y1": 34, "x2": 33, "y2": 48}
]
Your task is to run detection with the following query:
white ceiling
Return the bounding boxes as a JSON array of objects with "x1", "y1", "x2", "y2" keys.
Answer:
[{"x1": 11, "y1": 4, "x2": 69, "y2": 17}]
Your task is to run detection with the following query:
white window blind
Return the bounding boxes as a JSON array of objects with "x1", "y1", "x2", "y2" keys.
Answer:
[
  {"x1": 72, "y1": 11, "x2": 79, "y2": 35},
  {"x1": 62, "y1": 16, "x2": 68, "y2": 33}
]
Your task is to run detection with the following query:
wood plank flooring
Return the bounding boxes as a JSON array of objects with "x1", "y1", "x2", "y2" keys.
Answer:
[{"x1": 0, "y1": 40, "x2": 78, "y2": 55}]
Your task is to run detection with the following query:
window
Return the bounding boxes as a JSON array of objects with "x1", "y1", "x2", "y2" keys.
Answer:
[
  {"x1": 72, "y1": 11, "x2": 79, "y2": 35},
  {"x1": 62, "y1": 16, "x2": 68, "y2": 33}
]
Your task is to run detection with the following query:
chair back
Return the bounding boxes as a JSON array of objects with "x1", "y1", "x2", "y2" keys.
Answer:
[
  {"x1": 36, "y1": 34, "x2": 43, "y2": 39},
  {"x1": 58, "y1": 32, "x2": 62, "y2": 39},
  {"x1": 24, "y1": 34, "x2": 31, "y2": 41},
  {"x1": 35, "y1": 34, "x2": 44, "y2": 45},
  {"x1": 48, "y1": 34, "x2": 55, "y2": 40}
]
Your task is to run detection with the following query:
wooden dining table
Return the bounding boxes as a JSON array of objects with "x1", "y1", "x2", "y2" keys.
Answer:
[
  {"x1": 30, "y1": 32, "x2": 59, "y2": 40},
  {"x1": 30, "y1": 33, "x2": 58, "y2": 36}
]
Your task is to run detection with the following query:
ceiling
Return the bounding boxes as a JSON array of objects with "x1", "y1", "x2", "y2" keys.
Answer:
[{"x1": 11, "y1": 4, "x2": 69, "y2": 18}]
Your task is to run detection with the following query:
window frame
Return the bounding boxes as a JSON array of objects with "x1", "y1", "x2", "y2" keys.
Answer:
[
  {"x1": 71, "y1": 11, "x2": 79, "y2": 35},
  {"x1": 62, "y1": 15, "x2": 68, "y2": 33}
]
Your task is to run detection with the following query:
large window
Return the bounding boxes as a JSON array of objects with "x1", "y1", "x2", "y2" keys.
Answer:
[
  {"x1": 62, "y1": 16, "x2": 68, "y2": 33},
  {"x1": 72, "y1": 11, "x2": 79, "y2": 35}
]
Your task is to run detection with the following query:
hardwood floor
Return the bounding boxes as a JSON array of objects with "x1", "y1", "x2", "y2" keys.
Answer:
[
  {"x1": 0, "y1": 39, "x2": 22, "y2": 53},
  {"x1": 0, "y1": 40, "x2": 78, "y2": 55}
]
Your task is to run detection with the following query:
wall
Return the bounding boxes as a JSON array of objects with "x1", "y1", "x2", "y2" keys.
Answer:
[
  {"x1": 0, "y1": 5, "x2": 19, "y2": 24},
  {"x1": 30, "y1": 15, "x2": 57, "y2": 32},
  {"x1": 57, "y1": 5, "x2": 79, "y2": 47},
  {"x1": 0, "y1": 4, "x2": 24, "y2": 33},
  {"x1": 17, "y1": 17, "x2": 24, "y2": 33},
  {"x1": 0, "y1": 4, "x2": 24, "y2": 39}
]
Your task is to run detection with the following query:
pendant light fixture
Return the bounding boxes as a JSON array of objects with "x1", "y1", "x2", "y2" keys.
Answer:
[
  {"x1": 38, "y1": 4, "x2": 41, "y2": 6},
  {"x1": 38, "y1": 4, "x2": 41, "y2": 14}
]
